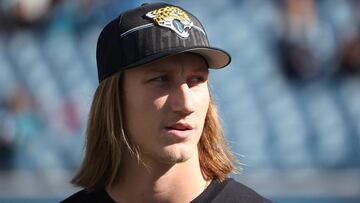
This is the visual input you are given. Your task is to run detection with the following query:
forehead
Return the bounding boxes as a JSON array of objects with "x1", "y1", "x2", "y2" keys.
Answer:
[{"x1": 128, "y1": 53, "x2": 209, "y2": 74}]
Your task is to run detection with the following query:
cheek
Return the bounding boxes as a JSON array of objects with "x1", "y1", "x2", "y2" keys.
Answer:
[
  {"x1": 124, "y1": 90, "x2": 147, "y2": 137},
  {"x1": 191, "y1": 89, "x2": 210, "y2": 136},
  {"x1": 125, "y1": 91, "x2": 147, "y2": 113},
  {"x1": 123, "y1": 89, "x2": 165, "y2": 138},
  {"x1": 194, "y1": 88, "x2": 210, "y2": 115}
]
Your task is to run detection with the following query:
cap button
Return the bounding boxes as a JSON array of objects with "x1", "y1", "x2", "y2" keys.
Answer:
[{"x1": 141, "y1": 3, "x2": 149, "y2": 6}]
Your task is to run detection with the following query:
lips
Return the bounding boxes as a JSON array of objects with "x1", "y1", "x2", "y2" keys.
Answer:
[
  {"x1": 165, "y1": 123, "x2": 194, "y2": 139},
  {"x1": 166, "y1": 123, "x2": 193, "y2": 131}
]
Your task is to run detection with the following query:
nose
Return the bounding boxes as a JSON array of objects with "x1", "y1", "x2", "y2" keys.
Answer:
[{"x1": 171, "y1": 83, "x2": 195, "y2": 115}]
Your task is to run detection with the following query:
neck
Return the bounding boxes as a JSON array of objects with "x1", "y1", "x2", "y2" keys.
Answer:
[{"x1": 107, "y1": 148, "x2": 209, "y2": 203}]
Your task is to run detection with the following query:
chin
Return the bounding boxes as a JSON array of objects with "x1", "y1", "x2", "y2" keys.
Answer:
[{"x1": 159, "y1": 145, "x2": 195, "y2": 164}]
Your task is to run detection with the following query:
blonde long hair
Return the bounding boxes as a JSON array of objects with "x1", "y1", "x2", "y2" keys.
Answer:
[{"x1": 71, "y1": 72, "x2": 238, "y2": 190}]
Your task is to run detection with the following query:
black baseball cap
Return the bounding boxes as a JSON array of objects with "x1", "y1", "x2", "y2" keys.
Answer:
[{"x1": 96, "y1": 2, "x2": 231, "y2": 83}]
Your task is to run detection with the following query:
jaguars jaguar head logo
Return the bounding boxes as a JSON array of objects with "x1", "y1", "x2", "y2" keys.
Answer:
[{"x1": 146, "y1": 6, "x2": 194, "y2": 38}]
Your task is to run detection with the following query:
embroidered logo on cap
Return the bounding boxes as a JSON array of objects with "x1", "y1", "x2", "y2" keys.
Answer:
[{"x1": 146, "y1": 6, "x2": 194, "y2": 38}]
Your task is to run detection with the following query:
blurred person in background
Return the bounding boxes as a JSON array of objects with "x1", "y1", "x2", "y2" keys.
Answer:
[
  {"x1": 339, "y1": 1, "x2": 360, "y2": 75},
  {"x1": 62, "y1": 2, "x2": 272, "y2": 203},
  {"x1": 0, "y1": 87, "x2": 44, "y2": 169},
  {"x1": 0, "y1": 100, "x2": 16, "y2": 171},
  {"x1": 0, "y1": 0, "x2": 58, "y2": 27},
  {"x1": 277, "y1": 0, "x2": 337, "y2": 81},
  {"x1": 0, "y1": 0, "x2": 113, "y2": 29}
]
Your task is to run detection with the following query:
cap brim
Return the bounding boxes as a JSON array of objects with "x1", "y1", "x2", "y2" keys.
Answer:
[
  {"x1": 186, "y1": 47, "x2": 231, "y2": 69},
  {"x1": 122, "y1": 46, "x2": 231, "y2": 71}
]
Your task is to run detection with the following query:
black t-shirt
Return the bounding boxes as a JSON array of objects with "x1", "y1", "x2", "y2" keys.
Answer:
[{"x1": 61, "y1": 178, "x2": 272, "y2": 203}]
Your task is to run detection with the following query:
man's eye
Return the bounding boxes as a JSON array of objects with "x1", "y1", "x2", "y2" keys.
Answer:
[
  {"x1": 188, "y1": 76, "x2": 206, "y2": 85},
  {"x1": 150, "y1": 75, "x2": 168, "y2": 82}
]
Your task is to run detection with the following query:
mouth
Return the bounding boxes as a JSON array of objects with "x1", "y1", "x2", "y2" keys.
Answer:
[
  {"x1": 164, "y1": 123, "x2": 194, "y2": 139},
  {"x1": 166, "y1": 123, "x2": 193, "y2": 131}
]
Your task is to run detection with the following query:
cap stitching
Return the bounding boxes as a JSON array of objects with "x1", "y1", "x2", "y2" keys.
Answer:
[
  {"x1": 121, "y1": 23, "x2": 155, "y2": 38},
  {"x1": 120, "y1": 23, "x2": 206, "y2": 39},
  {"x1": 193, "y1": 25, "x2": 206, "y2": 36}
]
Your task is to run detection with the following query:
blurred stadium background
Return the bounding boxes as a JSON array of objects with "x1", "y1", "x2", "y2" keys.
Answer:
[{"x1": 0, "y1": 0, "x2": 360, "y2": 202}]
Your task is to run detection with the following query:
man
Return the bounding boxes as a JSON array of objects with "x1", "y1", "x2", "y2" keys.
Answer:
[{"x1": 62, "y1": 2, "x2": 272, "y2": 203}]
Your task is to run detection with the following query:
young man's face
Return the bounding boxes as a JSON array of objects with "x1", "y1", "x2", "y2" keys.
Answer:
[{"x1": 123, "y1": 53, "x2": 210, "y2": 165}]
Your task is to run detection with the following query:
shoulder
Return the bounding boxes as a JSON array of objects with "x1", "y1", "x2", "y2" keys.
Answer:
[
  {"x1": 221, "y1": 178, "x2": 273, "y2": 203},
  {"x1": 60, "y1": 189, "x2": 115, "y2": 203},
  {"x1": 192, "y1": 178, "x2": 272, "y2": 203},
  {"x1": 60, "y1": 189, "x2": 91, "y2": 203}
]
